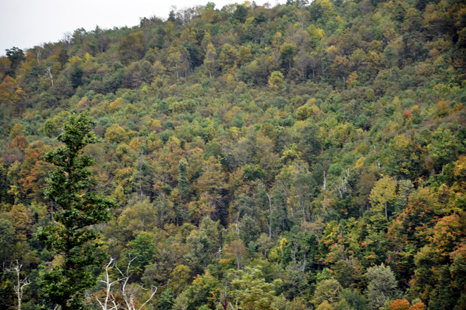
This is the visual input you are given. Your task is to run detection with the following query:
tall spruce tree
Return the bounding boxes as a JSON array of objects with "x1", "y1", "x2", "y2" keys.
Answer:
[{"x1": 37, "y1": 114, "x2": 116, "y2": 310}]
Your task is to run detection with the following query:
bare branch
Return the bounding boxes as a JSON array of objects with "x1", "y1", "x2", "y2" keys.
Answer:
[
  {"x1": 12, "y1": 260, "x2": 32, "y2": 310},
  {"x1": 91, "y1": 256, "x2": 158, "y2": 310},
  {"x1": 94, "y1": 258, "x2": 124, "y2": 310}
]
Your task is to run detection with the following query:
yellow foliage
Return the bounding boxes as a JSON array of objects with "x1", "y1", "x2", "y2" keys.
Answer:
[
  {"x1": 369, "y1": 176, "x2": 397, "y2": 219},
  {"x1": 317, "y1": 0, "x2": 333, "y2": 17},
  {"x1": 346, "y1": 71, "x2": 358, "y2": 87},
  {"x1": 147, "y1": 132, "x2": 161, "y2": 152},
  {"x1": 435, "y1": 99, "x2": 450, "y2": 118},
  {"x1": 147, "y1": 119, "x2": 162, "y2": 131},
  {"x1": 268, "y1": 71, "x2": 285, "y2": 91},
  {"x1": 434, "y1": 56, "x2": 445, "y2": 66},
  {"x1": 113, "y1": 184, "x2": 126, "y2": 204},
  {"x1": 68, "y1": 55, "x2": 83, "y2": 66},
  {"x1": 415, "y1": 62, "x2": 434, "y2": 76},
  {"x1": 10, "y1": 123, "x2": 25, "y2": 139},
  {"x1": 326, "y1": 45, "x2": 338, "y2": 56},
  {"x1": 129, "y1": 138, "x2": 141, "y2": 150},
  {"x1": 51, "y1": 254, "x2": 65, "y2": 267},
  {"x1": 296, "y1": 106, "x2": 310, "y2": 121},
  {"x1": 452, "y1": 102, "x2": 465, "y2": 112},
  {"x1": 109, "y1": 98, "x2": 123, "y2": 113},
  {"x1": 245, "y1": 16, "x2": 255, "y2": 24},
  {"x1": 76, "y1": 96, "x2": 89, "y2": 109},
  {"x1": 229, "y1": 126, "x2": 241, "y2": 141},
  {"x1": 84, "y1": 53, "x2": 93, "y2": 62},
  {"x1": 272, "y1": 32, "x2": 283, "y2": 47},
  {"x1": 355, "y1": 157, "x2": 366, "y2": 169},
  {"x1": 279, "y1": 237, "x2": 288, "y2": 251},
  {"x1": 316, "y1": 301, "x2": 334, "y2": 310},
  {"x1": 105, "y1": 124, "x2": 129, "y2": 144}
]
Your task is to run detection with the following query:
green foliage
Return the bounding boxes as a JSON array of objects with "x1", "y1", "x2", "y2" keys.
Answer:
[
  {"x1": 279, "y1": 43, "x2": 296, "y2": 73},
  {"x1": 159, "y1": 288, "x2": 175, "y2": 310},
  {"x1": 127, "y1": 231, "x2": 158, "y2": 275},
  {"x1": 314, "y1": 278, "x2": 342, "y2": 306},
  {"x1": 6, "y1": 47, "x2": 25, "y2": 69},
  {"x1": 36, "y1": 114, "x2": 116, "y2": 309},
  {"x1": 366, "y1": 264, "x2": 398, "y2": 310},
  {"x1": 184, "y1": 230, "x2": 212, "y2": 275},
  {"x1": 118, "y1": 31, "x2": 146, "y2": 64},
  {"x1": 2, "y1": 0, "x2": 466, "y2": 308},
  {"x1": 317, "y1": 301, "x2": 335, "y2": 310},
  {"x1": 178, "y1": 159, "x2": 190, "y2": 200},
  {"x1": 233, "y1": 5, "x2": 248, "y2": 23},
  {"x1": 269, "y1": 71, "x2": 285, "y2": 91},
  {"x1": 338, "y1": 288, "x2": 369, "y2": 310},
  {"x1": 0, "y1": 218, "x2": 14, "y2": 265},
  {"x1": 231, "y1": 267, "x2": 281, "y2": 310}
]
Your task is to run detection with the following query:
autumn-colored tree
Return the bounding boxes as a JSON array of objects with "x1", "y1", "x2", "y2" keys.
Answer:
[
  {"x1": 268, "y1": 71, "x2": 285, "y2": 91},
  {"x1": 105, "y1": 124, "x2": 130, "y2": 144},
  {"x1": 218, "y1": 44, "x2": 238, "y2": 73},
  {"x1": 10, "y1": 123, "x2": 25, "y2": 139},
  {"x1": 169, "y1": 265, "x2": 192, "y2": 294},
  {"x1": 369, "y1": 176, "x2": 397, "y2": 221},
  {"x1": 225, "y1": 239, "x2": 247, "y2": 269},
  {"x1": 313, "y1": 278, "x2": 342, "y2": 306},
  {"x1": 193, "y1": 156, "x2": 227, "y2": 220},
  {"x1": 1, "y1": 0, "x2": 466, "y2": 308},
  {"x1": 230, "y1": 267, "x2": 281, "y2": 310},
  {"x1": 203, "y1": 43, "x2": 217, "y2": 78},
  {"x1": 118, "y1": 31, "x2": 146, "y2": 64},
  {"x1": 389, "y1": 299, "x2": 410, "y2": 310}
]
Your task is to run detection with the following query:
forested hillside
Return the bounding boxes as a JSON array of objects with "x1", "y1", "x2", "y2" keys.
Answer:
[{"x1": 1, "y1": 0, "x2": 466, "y2": 309}]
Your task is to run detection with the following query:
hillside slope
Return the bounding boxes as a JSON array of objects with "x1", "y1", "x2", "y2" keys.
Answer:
[{"x1": 1, "y1": 0, "x2": 466, "y2": 309}]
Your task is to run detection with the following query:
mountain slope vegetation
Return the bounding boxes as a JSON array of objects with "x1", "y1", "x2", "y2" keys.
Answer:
[{"x1": 1, "y1": 0, "x2": 466, "y2": 309}]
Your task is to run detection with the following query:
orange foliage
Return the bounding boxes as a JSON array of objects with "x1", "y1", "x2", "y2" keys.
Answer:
[
  {"x1": 409, "y1": 302, "x2": 425, "y2": 310},
  {"x1": 9, "y1": 136, "x2": 29, "y2": 151},
  {"x1": 403, "y1": 110, "x2": 411, "y2": 120},
  {"x1": 429, "y1": 213, "x2": 466, "y2": 263},
  {"x1": 389, "y1": 299, "x2": 410, "y2": 310},
  {"x1": 18, "y1": 141, "x2": 51, "y2": 201},
  {"x1": 387, "y1": 186, "x2": 438, "y2": 246}
]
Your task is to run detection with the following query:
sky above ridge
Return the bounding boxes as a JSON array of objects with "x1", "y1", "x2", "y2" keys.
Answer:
[{"x1": 0, "y1": 0, "x2": 284, "y2": 57}]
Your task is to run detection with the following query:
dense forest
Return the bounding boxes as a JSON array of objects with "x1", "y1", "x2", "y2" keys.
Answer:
[{"x1": 1, "y1": 0, "x2": 466, "y2": 309}]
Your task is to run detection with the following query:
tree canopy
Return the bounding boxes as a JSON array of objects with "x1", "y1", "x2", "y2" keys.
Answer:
[{"x1": 1, "y1": 0, "x2": 466, "y2": 309}]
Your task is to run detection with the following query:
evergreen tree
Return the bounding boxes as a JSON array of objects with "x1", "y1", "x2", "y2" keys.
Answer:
[
  {"x1": 36, "y1": 114, "x2": 116, "y2": 310},
  {"x1": 159, "y1": 288, "x2": 176, "y2": 310},
  {"x1": 6, "y1": 47, "x2": 25, "y2": 69}
]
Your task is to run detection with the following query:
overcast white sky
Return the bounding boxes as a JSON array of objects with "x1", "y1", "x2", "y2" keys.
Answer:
[{"x1": 0, "y1": 0, "x2": 284, "y2": 57}]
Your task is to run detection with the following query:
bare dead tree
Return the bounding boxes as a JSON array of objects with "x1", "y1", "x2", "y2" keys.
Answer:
[
  {"x1": 13, "y1": 261, "x2": 31, "y2": 310},
  {"x1": 35, "y1": 44, "x2": 44, "y2": 62},
  {"x1": 45, "y1": 67, "x2": 54, "y2": 86},
  {"x1": 94, "y1": 26, "x2": 108, "y2": 53},
  {"x1": 96, "y1": 256, "x2": 157, "y2": 310},
  {"x1": 93, "y1": 258, "x2": 122, "y2": 310},
  {"x1": 62, "y1": 32, "x2": 72, "y2": 51},
  {"x1": 296, "y1": 10, "x2": 309, "y2": 29}
]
